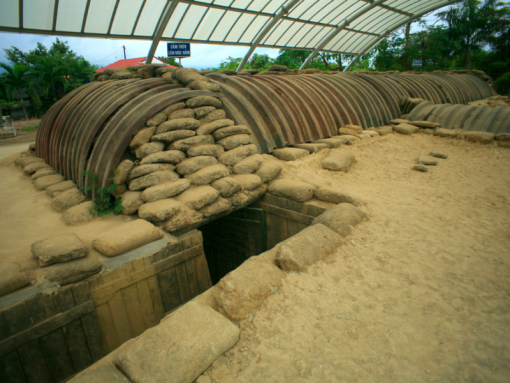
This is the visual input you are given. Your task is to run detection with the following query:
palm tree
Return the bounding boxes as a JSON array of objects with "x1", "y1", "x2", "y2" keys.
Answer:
[
  {"x1": 33, "y1": 56, "x2": 65, "y2": 101},
  {"x1": 0, "y1": 62, "x2": 36, "y2": 120},
  {"x1": 438, "y1": 0, "x2": 508, "y2": 69}
]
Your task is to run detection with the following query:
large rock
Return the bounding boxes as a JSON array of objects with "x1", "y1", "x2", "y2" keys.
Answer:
[
  {"x1": 322, "y1": 150, "x2": 355, "y2": 172},
  {"x1": 314, "y1": 187, "x2": 364, "y2": 206},
  {"x1": 129, "y1": 164, "x2": 176, "y2": 180},
  {"x1": 458, "y1": 131, "x2": 495, "y2": 144},
  {"x1": 34, "y1": 174, "x2": 65, "y2": 191},
  {"x1": 114, "y1": 160, "x2": 135, "y2": 185},
  {"x1": 271, "y1": 148, "x2": 309, "y2": 161},
  {"x1": 232, "y1": 154, "x2": 263, "y2": 174},
  {"x1": 187, "y1": 144, "x2": 224, "y2": 158},
  {"x1": 176, "y1": 156, "x2": 218, "y2": 176},
  {"x1": 129, "y1": 127, "x2": 155, "y2": 150},
  {"x1": 93, "y1": 219, "x2": 164, "y2": 257},
  {"x1": 120, "y1": 191, "x2": 144, "y2": 214},
  {"x1": 129, "y1": 170, "x2": 180, "y2": 191},
  {"x1": 169, "y1": 135, "x2": 215, "y2": 151},
  {"x1": 141, "y1": 179, "x2": 190, "y2": 202},
  {"x1": 138, "y1": 199, "x2": 182, "y2": 222},
  {"x1": 418, "y1": 156, "x2": 439, "y2": 166},
  {"x1": 186, "y1": 164, "x2": 229, "y2": 185},
  {"x1": 435, "y1": 128, "x2": 459, "y2": 138},
  {"x1": 275, "y1": 224, "x2": 344, "y2": 272},
  {"x1": 135, "y1": 142, "x2": 165, "y2": 159},
  {"x1": 24, "y1": 162, "x2": 52, "y2": 175},
  {"x1": 213, "y1": 125, "x2": 251, "y2": 141},
  {"x1": 63, "y1": 201, "x2": 96, "y2": 225},
  {"x1": 46, "y1": 180, "x2": 76, "y2": 198},
  {"x1": 193, "y1": 106, "x2": 216, "y2": 119},
  {"x1": 52, "y1": 188, "x2": 87, "y2": 212},
  {"x1": 218, "y1": 144, "x2": 259, "y2": 166},
  {"x1": 214, "y1": 256, "x2": 285, "y2": 321},
  {"x1": 312, "y1": 203, "x2": 367, "y2": 237},
  {"x1": 176, "y1": 186, "x2": 219, "y2": 210},
  {"x1": 43, "y1": 256, "x2": 102, "y2": 285},
  {"x1": 156, "y1": 118, "x2": 200, "y2": 134},
  {"x1": 139, "y1": 150, "x2": 186, "y2": 165},
  {"x1": 211, "y1": 177, "x2": 242, "y2": 197},
  {"x1": 217, "y1": 134, "x2": 252, "y2": 150},
  {"x1": 394, "y1": 123, "x2": 420, "y2": 135},
  {"x1": 198, "y1": 109, "x2": 226, "y2": 125},
  {"x1": 268, "y1": 180, "x2": 315, "y2": 202},
  {"x1": 151, "y1": 130, "x2": 195, "y2": 143},
  {"x1": 0, "y1": 263, "x2": 30, "y2": 298},
  {"x1": 255, "y1": 162, "x2": 282, "y2": 182},
  {"x1": 186, "y1": 96, "x2": 222, "y2": 108},
  {"x1": 31, "y1": 233, "x2": 89, "y2": 267},
  {"x1": 196, "y1": 119, "x2": 234, "y2": 136},
  {"x1": 31, "y1": 168, "x2": 57, "y2": 180},
  {"x1": 114, "y1": 301, "x2": 239, "y2": 383},
  {"x1": 231, "y1": 174, "x2": 263, "y2": 191}
]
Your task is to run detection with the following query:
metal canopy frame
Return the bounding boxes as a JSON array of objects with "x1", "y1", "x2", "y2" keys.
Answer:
[{"x1": 0, "y1": 0, "x2": 461, "y2": 68}]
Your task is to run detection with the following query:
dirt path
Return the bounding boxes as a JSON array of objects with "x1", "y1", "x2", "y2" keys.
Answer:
[{"x1": 206, "y1": 134, "x2": 510, "y2": 382}]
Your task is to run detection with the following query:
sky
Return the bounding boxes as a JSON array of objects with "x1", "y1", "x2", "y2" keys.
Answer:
[{"x1": 0, "y1": 8, "x2": 446, "y2": 72}]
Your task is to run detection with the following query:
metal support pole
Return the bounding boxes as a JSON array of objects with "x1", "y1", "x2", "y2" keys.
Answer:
[
  {"x1": 236, "y1": 0, "x2": 301, "y2": 72},
  {"x1": 343, "y1": 0, "x2": 462, "y2": 72},
  {"x1": 146, "y1": 0, "x2": 179, "y2": 64},
  {"x1": 299, "y1": 0, "x2": 388, "y2": 70}
]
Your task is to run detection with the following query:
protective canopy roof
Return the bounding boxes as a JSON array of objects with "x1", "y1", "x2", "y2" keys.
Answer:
[{"x1": 0, "y1": 0, "x2": 459, "y2": 59}]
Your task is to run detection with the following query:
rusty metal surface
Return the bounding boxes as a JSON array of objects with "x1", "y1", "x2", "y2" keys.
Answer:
[{"x1": 210, "y1": 72, "x2": 492, "y2": 150}]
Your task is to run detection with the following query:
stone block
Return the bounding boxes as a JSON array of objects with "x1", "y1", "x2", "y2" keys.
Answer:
[
  {"x1": 458, "y1": 131, "x2": 495, "y2": 144},
  {"x1": 187, "y1": 144, "x2": 224, "y2": 158},
  {"x1": 231, "y1": 174, "x2": 263, "y2": 191},
  {"x1": 255, "y1": 162, "x2": 282, "y2": 183},
  {"x1": 211, "y1": 177, "x2": 242, "y2": 197},
  {"x1": 169, "y1": 135, "x2": 215, "y2": 151},
  {"x1": 24, "y1": 162, "x2": 51, "y2": 175},
  {"x1": 176, "y1": 186, "x2": 220, "y2": 210},
  {"x1": 299, "y1": 174, "x2": 331, "y2": 188},
  {"x1": 271, "y1": 148, "x2": 309, "y2": 161},
  {"x1": 176, "y1": 156, "x2": 218, "y2": 176},
  {"x1": 193, "y1": 106, "x2": 216, "y2": 119},
  {"x1": 430, "y1": 151, "x2": 448, "y2": 159},
  {"x1": 232, "y1": 154, "x2": 264, "y2": 174},
  {"x1": 63, "y1": 201, "x2": 96, "y2": 225},
  {"x1": 46, "y1": 180, "x2": 76, "y2": 198},
  {"x1": 141, "y1": 179, "x2": 190, "y2": 202},
  {"x1": 151, "y1": 130, "x2": 196, "y2": 144},
  {"x1": 31, "y1": 168, "x2": 57, "y2": 181},
  {"x1": 312, "y1": 203, "x2": 367, "y2": 237},
  {"x1": 120, "y1": 191, "x2": 144, "y2": 215},
  {"x1": 135, "y1": 142, "x2": 165, "y2": 159},
  {"x1": 434, "y1": 128, "x2": 458, "y2": 138},
  {"x1": 92, "y1": 219, "x2": 164, "y2": 257},
  {"x1": 155, "y1": 118, "x2": 200, "y2": 134},
  {"x1": 168, "y1": 108, "x2": 194, "y2": 120},
  {"x1": 418, "y1": 156, "x2": 438, "y2": 166},
  {"x1": 138, "y1": 199, "x2": 182, "y2": 222},
  {"x1": 69, "y1": 363, "x2": 131, "y2": 383},
  {"x1": 218, "y1": 144, "x2": 259, "y2": 166},
  {"x1": 275, "y1": 224, "x2": 343, "y2": 272},
  {"x1": 217, "y1": 134, "x2": 252, "y2": 151},
  {"x1": 0, "y1": 263, "x2": 30, "y2": 298},
  {"x1": 413, "y1": 164, "x2": 429, "y2": 172},
  {"x1": 394, "y1": 123, "x2": 420, "y2": 135},
  {"x1": 139, "y1": 150, "x2": 186, "y2": 165},
  {"x1": 129, "y1": 164, "x2": 176, "y2": 180},
  {"x1": 129, "y1": 127, "x2": 155, "y2": 150},
  {"x1": 34, "y1": 174, "x2": 65, "y2": 191},
  {"x1": 114, "y1": 301, "x2": 239, "y2": 383},
  {"x1": 213, "y1": 125, "x2": 252, "y2": 141},
  {"x1": 128, "y1": 170, "x2": 180, "y2": 191},
  {"x1": 43, "y1": 256, "x2": 103, "y2": 285},
  {"x1": 198, "y1": 109, "x2": 226, "y2": 125},
  {"x1": 322, "y1": 150, "x2": 355, "y2": 172},
  {"x1": 292, "y1": 143, "x2": 329, "y2": 153},
  {"x1": 186, "y1": 96, "x2": 223, "y2": 108},
  {"x1": 314, "y1": 187, "x2": 364, "y2": 206},
  {"x1": 114, "y1": 160, "x2": 135, "y2": 185},
  {"x1": 186, "y1": 164, "x2": 230, "y2": 185},
  {"x1": 196, "y1": 119, "x2": 234, "y2": 136},
  {"x1": 51, "y1": 188, "x2": 87, "y2": 212}
]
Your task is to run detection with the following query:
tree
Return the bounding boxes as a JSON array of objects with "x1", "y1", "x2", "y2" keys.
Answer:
[
  {"x1": 0, "y1": 62, "x2": 37, "y2": 120},
  {"x1": 248, "y1": 54, "x2": 274, "y2": 70},
  {"x1": 437, "y1": 0, "x2": 509, "y2": 69},
  {"x1": 157, "y1": 57, "x2": 182, "y2": 67}
]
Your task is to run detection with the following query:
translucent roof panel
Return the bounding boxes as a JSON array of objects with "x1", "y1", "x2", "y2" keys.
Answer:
[{"x1": 0, "y1": 0, "x2": 461, "y2": 58}]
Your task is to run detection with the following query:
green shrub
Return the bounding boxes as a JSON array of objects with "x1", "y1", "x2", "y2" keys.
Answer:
[
  {"x1": 494, "y1": 72, "x2": 510, "y2": 95},
  {"x1": 83, "y1": 170, "x2": 123, "y2": 217},
  {"x1": 21, "y1": 123, "x2": 39, "y2": 131}
]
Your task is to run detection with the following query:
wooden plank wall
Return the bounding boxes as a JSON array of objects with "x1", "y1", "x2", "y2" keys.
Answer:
[
  {"x1": 253, "y1": 194, "x2": 330, "y2": 250},
  {"x1": 90, "y1": 230, "x2": 212, "y2": 353},
  {"x1": 0, "y1": 282, "x2": 107, "y2": 383}
]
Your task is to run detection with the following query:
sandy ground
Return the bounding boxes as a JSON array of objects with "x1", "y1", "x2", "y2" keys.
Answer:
[
  {"x1": 206, "y1": 134, "x2": 510, "y2": 382},
  {"x1": 0, "y1": 147, "x2": 132, "y2": 281}
]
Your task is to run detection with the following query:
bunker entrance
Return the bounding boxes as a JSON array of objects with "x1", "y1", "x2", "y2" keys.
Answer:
[{"x1": 200, "y1": 207, "x2": 267, "y2": 285}]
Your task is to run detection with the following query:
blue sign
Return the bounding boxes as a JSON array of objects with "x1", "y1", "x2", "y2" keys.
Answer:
[
  {"x1": 413, "y1": 59, "x2": 423, "y2": 67},
  {"x1": 167, "y1": 43, "x2": 191, "y2": 58}
]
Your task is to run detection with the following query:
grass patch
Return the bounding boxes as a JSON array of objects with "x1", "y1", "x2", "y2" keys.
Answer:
[{"x1": 21, "y1": 123, "x2": 39, "y2": 132}]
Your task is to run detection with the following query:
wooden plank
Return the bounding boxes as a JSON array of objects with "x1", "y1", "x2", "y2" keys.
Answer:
[
  {"x1": 0, "y1": 302, "x2": 95, "y2": 357},
  {"x1": 266, "y1": 213, "x2": 288, "y2": 250},
  {"x1": 101, "y1": 263, "x2": 134, "y2": 286},
  {"x1": 39, "y1": 329, "x2": 76, "y2": 382},
  {"x1": 185, "y1": 258, "x2": 199, "y2": 299},
  {"x1": 62, "y1": 319, "x2": 93, "y2": 372},
  {"x1": 147, "y1": 276, "x2": 165, "y2": 322},
  {"x1": 194, "y1": 253, "x2": 212, "y2": 293},
  {"x1": 25, "y1": 294, "x2": 56, "y2": 326},
  {"x1": 0, "y1": 350, "x2": 27, "y2": 383},
  {"x1": 53, "y1": 286, "x2": 75, "y2": 313},
  {"x1": 80, "y1": 312, "x2": 107, "y2": 362},
  {"x1": 2, "y1": 302, "x2": 32, "y2": 335},
  {"x1": 92, "y1": 246, "x2": 202, "y2": 306},
  {"x1": 132, "y1": 258, "x2": 145, "y2": 272},
  {"x1": 175, "y1": 262, "x2": 191, "y2": 303},
  {"x1": 72, "y1": 282, "x2": 91, "y2": 305},
  {"x1": 136, "y1": 280, "x2": 158, "y2": 328},
  {"x1": 157, "y1": 268, "x2": 182, "y2": 313},
  {"x1": 120, "y1": 285, "x2": 146, "y2": 337},
  {"x1": 0, "y1": 312, "x2": 11, "y2": 342},
  {"x1": 94, "y1": 304, "x2": 120, "y2": 353},
  {"x1": 17, "y1": 340, "x2": 52, "y2": 383},
  {"x1": 258, "y1": 202, "x2": 314, "y2": 225},
  {"x1": 287, "y1": 219, "x2": 306, "y2": 238},
  {"x1": 108, "y1": 293, "x2": 133, "y2": 345}
]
